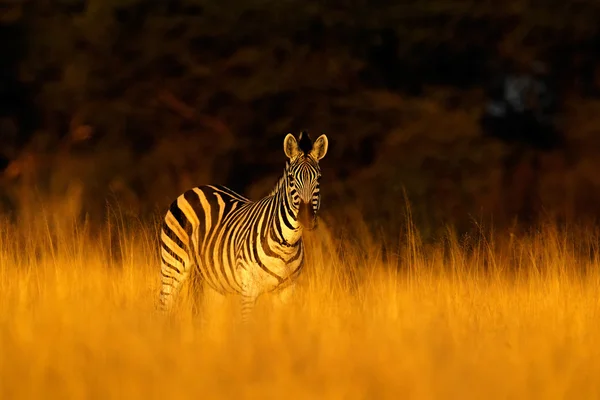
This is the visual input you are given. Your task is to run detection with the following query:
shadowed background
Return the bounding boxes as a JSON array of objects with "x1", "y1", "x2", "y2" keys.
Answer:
[{"x1": 2, "y1": 0, "x2": 600, "y2": 239}]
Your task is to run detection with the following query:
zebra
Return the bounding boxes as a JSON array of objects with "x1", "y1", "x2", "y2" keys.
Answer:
[{"x1": 158, "y1": 131, "x2": 328, "y2": 321}]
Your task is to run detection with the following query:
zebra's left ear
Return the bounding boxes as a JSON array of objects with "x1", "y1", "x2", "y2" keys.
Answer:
[
  {"x1": 310, "y1": 134, "x2": 328, "y2": 161},
  {"x1": 284, "y1": 133, "x2": 300, "y2": 159}
]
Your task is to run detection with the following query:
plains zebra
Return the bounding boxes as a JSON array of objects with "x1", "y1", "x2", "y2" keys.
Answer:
[{"x1": 159, "y1": 131, "x2": 328, "y2": 321}]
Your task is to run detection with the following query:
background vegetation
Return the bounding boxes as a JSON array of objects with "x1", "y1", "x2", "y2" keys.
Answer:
[{"x1": 3, "y1": 0, "x2": 600, "y2": 239}]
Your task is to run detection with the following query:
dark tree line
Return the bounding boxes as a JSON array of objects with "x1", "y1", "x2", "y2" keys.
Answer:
[{"x1": 2, "y1": 0, "x2": 600, "y2": 234}]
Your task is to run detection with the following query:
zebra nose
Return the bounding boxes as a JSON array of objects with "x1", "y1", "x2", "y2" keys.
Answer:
[{"x1": 298, "y1": 201, "x2": 315, "y2": 229}]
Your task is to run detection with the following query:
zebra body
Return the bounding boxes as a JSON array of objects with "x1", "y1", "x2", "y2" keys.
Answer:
[{"x1": 159, "y1": 131, "x2": 328, "y2": 320}]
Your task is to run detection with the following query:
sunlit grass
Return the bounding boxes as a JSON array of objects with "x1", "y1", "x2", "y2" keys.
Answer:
[{"x1": 1, "y1": 204, "x2": 600, "y2": 399}]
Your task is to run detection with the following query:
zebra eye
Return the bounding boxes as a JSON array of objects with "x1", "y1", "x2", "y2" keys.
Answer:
[{"x1": 288, "y1": 173, "x2": 294, "y2": 181}]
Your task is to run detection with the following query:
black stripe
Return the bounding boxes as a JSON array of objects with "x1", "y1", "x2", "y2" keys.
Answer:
[
  {"x1": 288, "y1": 244, "x2": 303, "y2": 263},
  {"x1": 261, "y1": 203, "x2": 287, "y2": 262},
  {"x1": 161, "y1": 242, "x2": 184, "y2": 265},
  {"x1": 160, "y1": 258, "x2": 181, "y2": 276},
  {"x1": 211, "y1": 188, "x2": 243, "y2": 293},
  {"x1": 168, "y1": 200, "x2": 193, "y2": 237},
  {"x1": 183, "y1": 189, "x2": 206, "y2": 242},
  {"x1": 215, "y1": 222, "x2": 235, "y2": 293},
  {"x1": 212, "y1": 185, "x2": 250, "y2": 202},
  {"x1": 202, "y1": 189, "x2": 227, "y2": 292},
  {"x1": 253, "y1": 247, "x2": 284, "y2": 283},
  {"x1": 251, "y1": 201, "x2": 284, "y2": 284},
  {"x1": 282, "y1": 205, "x2": 296, "y2": 229},
  {"x1": 162, "y1": 220, "x2": 186, "y2": 252}
]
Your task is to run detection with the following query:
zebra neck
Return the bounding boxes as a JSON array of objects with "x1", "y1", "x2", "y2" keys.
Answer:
[
  {"x1": 268, "y1": 161, "x2": 290, "y2": 197},
  {"x1": 270, "y1": 178, "x2": 302, "y2": 247}
]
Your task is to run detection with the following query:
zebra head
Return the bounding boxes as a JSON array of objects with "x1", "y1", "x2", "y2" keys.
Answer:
[{"x1": 283, "y1": 131, "x2": 329, "y2": 231}]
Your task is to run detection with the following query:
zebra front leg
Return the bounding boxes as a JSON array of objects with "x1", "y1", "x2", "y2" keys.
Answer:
[
  {"x1": 275, "y1": 282, "x2": 296, "y2": 307},
  {"x1": 240, "y1": 282, "x2": 260, "y2": 324},
  {"x1": 240, "y1": 293, "x2": 258, "y2": 324},
  {"x1": 269, "y1": 283, "x2": 297, "y2": 319},
  {"x1": 237, "y1": 263, "x2": 260, "y2": 323}
]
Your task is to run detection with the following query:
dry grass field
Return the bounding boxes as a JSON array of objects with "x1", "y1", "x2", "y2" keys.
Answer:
[{"x1": 1, "y1": 202, "x2": 600, "y2": 399}]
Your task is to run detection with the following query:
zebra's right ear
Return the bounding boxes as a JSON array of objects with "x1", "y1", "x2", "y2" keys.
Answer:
[{"x1": 284, "y1": 133, "x2": 300, "y2": 159}]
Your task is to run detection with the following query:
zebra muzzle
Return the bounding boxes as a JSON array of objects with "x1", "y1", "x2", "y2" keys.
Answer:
[{"x1": 298, "y1": 201, "x2": 316, "y2": 230}]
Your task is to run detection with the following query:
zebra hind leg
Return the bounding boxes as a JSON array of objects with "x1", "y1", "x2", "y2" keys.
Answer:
[
  {"x1": 159, "y1": 260, "x2": 191, "y2": 314},
  {"x1": 187, "y1": 267, "x2": 207, "y2": 316}
]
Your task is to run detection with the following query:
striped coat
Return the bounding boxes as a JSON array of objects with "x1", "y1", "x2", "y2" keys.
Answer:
[{"x1": 159, "y1": 131, "x2": 328, "y2": 320}]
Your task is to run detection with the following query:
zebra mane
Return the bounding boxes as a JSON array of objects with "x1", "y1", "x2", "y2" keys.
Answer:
[
  {"x1": 297, "y1": 130, "x2": 313, "y2": 155},
  {"x1": 268, "y1": 161, "x2": 290, "y2": 197}
]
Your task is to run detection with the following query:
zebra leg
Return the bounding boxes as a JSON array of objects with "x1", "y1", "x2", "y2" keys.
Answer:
[
  {"x1": 240, "y1": 282, "x2": 260, "y2": 324},
  {"x1": 159, "y1": 257, "x2": 192, "y2": 313},
  {"x1": 275, "y1": 282, "x2": 296, "y2": 307},
  {"x1": 240, "y1": 293, "x2": 258, "y2": 324},
  {"x1": 159, "y1": 267, "x2": 186, "y2": 313},
  {"x1": 159, "y1": 219, "x2": 196, "y2": 313},
  {"x1": 236, "y1": 263, "x2": 259, "y2": 323}
]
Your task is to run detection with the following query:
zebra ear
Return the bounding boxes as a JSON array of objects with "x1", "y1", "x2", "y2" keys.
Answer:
[
  {"x1": 284, "y1": 133, "x2": 300, "y2": 159},
  {"x1": 310, "y1": 134, "x2": 328, "y2": 160}
]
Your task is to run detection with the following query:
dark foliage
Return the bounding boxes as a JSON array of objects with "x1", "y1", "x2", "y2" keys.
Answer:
[{"x1": 2, "y1": 0, "x2": 600, "y2": 237}]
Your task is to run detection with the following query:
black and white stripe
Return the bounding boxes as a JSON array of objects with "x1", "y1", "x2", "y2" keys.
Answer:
[{"x1": 159, "y1": 131, "x2": 328, "y2": 321}]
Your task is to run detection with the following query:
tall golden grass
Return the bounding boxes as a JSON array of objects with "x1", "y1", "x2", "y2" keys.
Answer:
[{"x1": 1, "y1": 196, "x2": 600, "y2": 399}]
